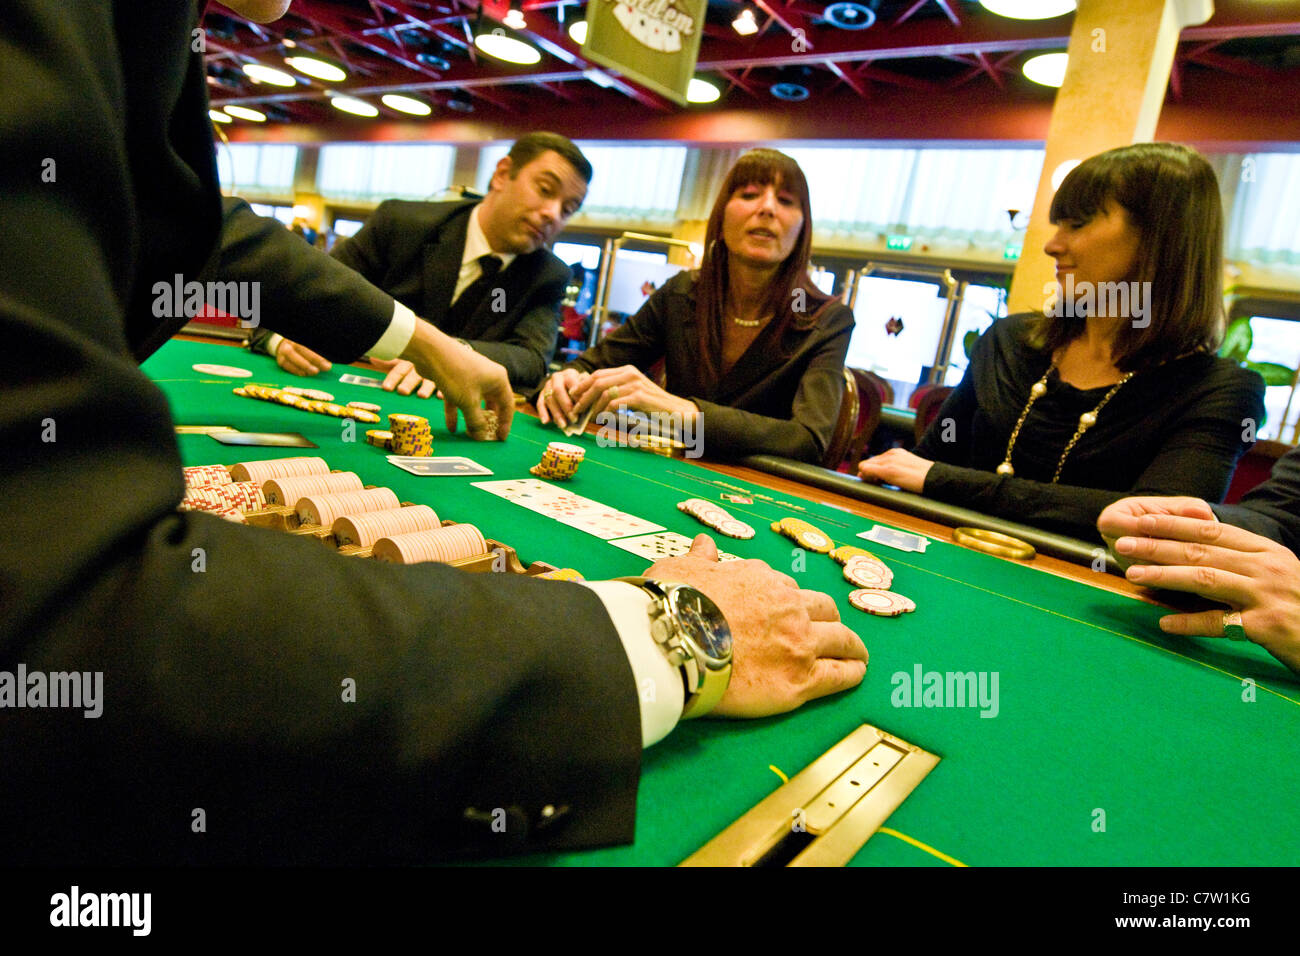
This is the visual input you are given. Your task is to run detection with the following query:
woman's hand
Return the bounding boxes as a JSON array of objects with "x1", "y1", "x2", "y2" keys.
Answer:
[
  {"x1": 856, "y1": 448, "x2": 934, "y2": 493},
  {"x1": 536, "y1": 368, "x2": 589, "y2": 429},
  {"x1": 568, "y1": 365, "x2": 699, "y2": 424}
]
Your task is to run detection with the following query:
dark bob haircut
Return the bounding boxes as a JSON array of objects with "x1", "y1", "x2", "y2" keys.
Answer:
[
  {"x1": 693, "y1": 148, "x2": 833, "y2": 383},
  {"x1": 505, "y1": 131, "x2": 593, "y2": 184},
  {"x1": 1025, "y1": 142, "x2": 1225, "y2": 371}
]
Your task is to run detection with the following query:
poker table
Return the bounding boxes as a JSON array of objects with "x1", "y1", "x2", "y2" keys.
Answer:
[{"x1": 146, "y1": 338, "x2": 1300, "y2": 867}]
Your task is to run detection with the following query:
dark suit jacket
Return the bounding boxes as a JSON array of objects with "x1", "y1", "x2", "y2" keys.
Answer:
[
  {"x1": 1215, "y1": 446, "x2": 1300, "y2": 554},
  {"x1": 0, "y1": 0, "x2": 640, "y2": 864},
  {"x1": 566, "y1": 271, "x2": 853, "y2": 463},
  {"x1": 248, "y1": 201, "x2": 568, "y2": 388}
]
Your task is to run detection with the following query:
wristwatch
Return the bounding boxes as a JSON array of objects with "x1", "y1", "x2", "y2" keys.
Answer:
[{"x1": 617, "y1": 577, "x2": 732, "y2": 719}]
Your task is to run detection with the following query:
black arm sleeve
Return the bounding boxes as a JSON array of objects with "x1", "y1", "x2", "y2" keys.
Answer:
[
  {"x1": 1213, "y1": 447, "x2": 1300, "y2": 553},
  {"x1": 469, "y1": 297, "x2": 559, "y2": 389},
  {"x1": 0, "y1": 0, "x2": 641, "y2": 864}
]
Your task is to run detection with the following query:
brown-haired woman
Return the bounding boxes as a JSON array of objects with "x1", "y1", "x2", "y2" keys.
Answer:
[
  {"x1": 857, "y1": 142, "x2": 1264, "y2": 539},
  {"x1": 537, "y1": 149, "x2": 853, "y2": 463}
]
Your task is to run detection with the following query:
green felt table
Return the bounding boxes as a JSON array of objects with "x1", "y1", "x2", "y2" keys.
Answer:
[{"x1": 146, "y1": 339, "x2": 1300, "y2": 867}]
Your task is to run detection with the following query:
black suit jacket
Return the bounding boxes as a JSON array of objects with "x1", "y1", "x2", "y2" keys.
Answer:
[
  {"x1": 1215, "y1": 446, "x2": 1300, "y2": 554},
  {"x1": 247, "y1": 200, "x2": 568, "y2": 388},
  {"x1": 567, "y1": 271, "x2": 853, "y2": 463},
  {"x1": 0, "y1": 0, "x2": 640, "y2": 864}
]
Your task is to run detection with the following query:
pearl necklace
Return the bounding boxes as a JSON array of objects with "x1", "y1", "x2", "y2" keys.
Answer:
[
  {"x1": 730, "y1": 314, "x2": 765, "y2": 328},
  {"x1": 997, "y1": 364, "x2": 1135, "y2": 483}
]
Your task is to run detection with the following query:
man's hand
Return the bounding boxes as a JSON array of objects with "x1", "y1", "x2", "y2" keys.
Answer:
[
  {"x1": 401, "y1": 319, "x2": 513, "y2": 440},
  {"x1": 1097, "y1": 496, "x2": 1218, "y2": 570},
  {"x1": 274, "y1": 339, "x2": 332, "y2": 377},
  {"x1": 645, "y1": 535, "x2": 868, "y2": 717},
  {"x1": 370, "y1": 358, "x2": 436, "y2": 399},
  {"x1": 857, "y1": 448, "x2": 935, "y2": 494},
  {"x1": 1100, "y1": 499, "x2": 1300, "y2": 675}
]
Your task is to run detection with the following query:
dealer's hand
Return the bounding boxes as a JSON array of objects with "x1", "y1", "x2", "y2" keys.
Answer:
[
  {"x1": 646, "y1": 535, "x2": 869, "y2": 717},
  {"x1": 857, "y1": 448, "x2": 935, "y2": 494},
  {"x1": 370, "y1": 358, "x2": 437, "y2": 399},
  {"x1": 1101, "y1": 501, "x2": 1300, "y2": 675},
  {"x1": 401, "y1": 320, "x2": 512, "y2": 440}
]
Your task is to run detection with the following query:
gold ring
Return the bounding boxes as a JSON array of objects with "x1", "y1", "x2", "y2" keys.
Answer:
[
  {"x1": 952, "y1": 527, "x2": 1036, "y2": 561},
  {"x1": 1222, "y1": 610, "x2": 1247, "y2": 642},
  {"x1": 542, "y1": 388, "x2": 553, "y2": 399},
  {"x1": 609, "y1": 384, "x2": 620, "y2": 399}
]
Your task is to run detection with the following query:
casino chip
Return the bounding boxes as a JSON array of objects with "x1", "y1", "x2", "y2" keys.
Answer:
[
  {"x1": 284, "y1": 387, "x2": 335, "y2": 402},
  {"x1": 843, "y1": 555, "x2": 893, "y2": 590},
  {"x1": 848, "y1": 589, "x2": 915, "y2": 617},
  {"x1": 771, "y1": 517, "x2": 833, "y2": 553},
  {"x1": 347, "y1": 401, "x2": 382, "y2": 413},
  {"x1": 676, "y1": 498, "x2": 755, "y2": 539}
]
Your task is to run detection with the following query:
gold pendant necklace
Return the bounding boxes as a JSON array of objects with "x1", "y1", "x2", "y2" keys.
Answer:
[
  {"x1": 997, "y1": 364, "x2": 1135, "y2": 483},
  {"x1": 731, "y1": 315, "x2": 763, "y2": 328}
]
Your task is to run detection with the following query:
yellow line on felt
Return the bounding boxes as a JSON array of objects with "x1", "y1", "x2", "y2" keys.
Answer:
[
  {"x1": 899, "y1": 560, "x2": 1300, "y2": 709},
  {"x1": 877, "y1": 827, "x2": 968, "y2": 867},
  {"x1": 768, "y1": 764, "x2": 789, "y2": 784}
]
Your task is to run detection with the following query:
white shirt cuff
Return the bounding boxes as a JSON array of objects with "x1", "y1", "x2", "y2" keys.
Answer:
[
  {"x1": 263, "y1": 332, "x2": 284, "y2": 358},
  {"x1": 580, "y1": 581, "x2": 683, "y2": 748},
  {"x1": 366, "y1": 300, "x2": 418, "y2": 361}
]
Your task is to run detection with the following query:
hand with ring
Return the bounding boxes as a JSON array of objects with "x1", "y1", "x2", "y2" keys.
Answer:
[
  {"x1": 1098, "y1": 496, "x2": 1300, "y2": 674},
  {"x1": 566, "y1": 365, "x2": 698, "y2": 425}
]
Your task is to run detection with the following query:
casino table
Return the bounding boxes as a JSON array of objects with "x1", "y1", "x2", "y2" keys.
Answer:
[{"x1": 146, "y1": 338, "x2": 1300, "y2": 867}]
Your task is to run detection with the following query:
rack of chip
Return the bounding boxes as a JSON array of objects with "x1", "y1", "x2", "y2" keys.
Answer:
[{"x1": 181, "y1": 457, "x2": 578, "y2": 578}]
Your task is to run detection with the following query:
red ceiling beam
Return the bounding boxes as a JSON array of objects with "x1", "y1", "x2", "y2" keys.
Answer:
[
  {"x1": 825, "y1": 60, "x2": 869, "y2": 99},
  {"x1": 718, "y1": 69, "x2": 763, "y2": 99},
  {"x1": 892, "y1": 0, "x2": 931, "y2": 28},
  {"x1": 751, "y1": 0, "x2": 807, "y2": 43}
]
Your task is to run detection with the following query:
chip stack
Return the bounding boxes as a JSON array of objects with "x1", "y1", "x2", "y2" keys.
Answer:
[
  {"x1": 183, "y1": 464, "x2": 232, "y2": 489},
  {"x1": 181, "y1": 481, "x2": 266, "y2": 514},
  {"x1": 388, "y1": 414, "x2": 433, "y2": 457},
  {"x1": 365, "y1": 429, "x2": 394, "y2": 450},
  {"x1": 529, "y1": 442, "x2": 585, "y2": 480}
]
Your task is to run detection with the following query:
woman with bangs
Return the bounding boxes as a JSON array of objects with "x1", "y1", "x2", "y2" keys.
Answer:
[
  {"x1": 537, "y1": 148, "x2": 853, "y2": 463},
  {"x1": 856, "y1": 142, "x2": 1265, "y2": 539}
]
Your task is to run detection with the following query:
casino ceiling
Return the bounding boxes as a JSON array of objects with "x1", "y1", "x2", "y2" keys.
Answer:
[{"x1": 205, "y1": 0, "x2": 1300, "y2": 144}]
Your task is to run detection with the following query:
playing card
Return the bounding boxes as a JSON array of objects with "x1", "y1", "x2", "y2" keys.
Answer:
[
  {"x1": 607, "y1": 531, "x2": 742, "y2": 562},
  {"x1": 560, "y1": 403, "x2": 596, "y2": 437},
  {"x1": 210, "y1": 431, "x2": 317, "y2": 448},
  {"x1": 387, "y1": 456, "x2": 492, "y2": 476},
  {"x1": 859, "y1": 525, "x2": 929, "y2": 552},
  {"x1": 338, "y1": 373, "x2": 384, "y2": 388},
  {"x1": 472, "y1": 479, "x2": 664, "y2": 540}
]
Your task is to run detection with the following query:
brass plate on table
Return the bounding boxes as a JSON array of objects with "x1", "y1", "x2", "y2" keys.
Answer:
[{"x1": 680, "y1": 723, "x2": 939, "y2": 867}]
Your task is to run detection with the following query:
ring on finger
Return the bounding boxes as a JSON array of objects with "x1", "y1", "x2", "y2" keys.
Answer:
[
  {"x1": 1222, "y1": 610, "x2": 1248, "y2": 642},
  {"x1": 542, "y1": 388, "x2": 553, "y2": 399},
  {"x1": 609, "y1": 384, "x2": 620, "y2": 399}
]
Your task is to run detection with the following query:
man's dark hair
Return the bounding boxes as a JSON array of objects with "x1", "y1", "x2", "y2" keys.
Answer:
[{"x1": 506, "y1": 132, "x2": 593, "y2": 184}]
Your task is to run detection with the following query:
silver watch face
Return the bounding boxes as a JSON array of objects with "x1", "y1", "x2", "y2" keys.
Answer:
[{"x1": 671, "y1": 586, "x2": 732, "y2": 664}]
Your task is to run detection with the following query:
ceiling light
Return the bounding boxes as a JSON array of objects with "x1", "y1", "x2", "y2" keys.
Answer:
[
  {"x1": 770, "y1": 82, "x2": 808, "y2": 101},
  {"x1": 284, "y1": 55, "x2": 347, "y2": 82},
  {"x1": 504, "y1": 8, "x2": 527, "y2": 30},
  {"x1": 980, "y1": 0, "x2": 1075, "y2": 20},
  {"x1": 242, "y1": 63, "x2": 296, "y2": 87},
  {"x1": 824, "y1": 2, "x2": 877, "y2": 30},
  {"x1": 733, "y1": 8, "x2": 758, "y2": 35},
  {"x1": 330, "y1": 95, "x2": 379, "y2": 117},
  {"x1": 382, "y1": 93, "x2": 432, "y2": 116},
  {"x1": 208, "y1": 109, "x2": 233, "y2": 123},
  {"x1": 687, "y1": 77, "x2": 720, "y2": 104},
  {"x1": 569, "y1": 20, "x2": 588, "y2": 45},
  {"x1": 474, "y1": 29, "x2": 542, "y2": 65},
  {"x1": 223, "y1": 105, "x2": 266, "y2": 121},
  {"x1": 1023, "y1": 52, "x2": 1069, "y2": 87}
]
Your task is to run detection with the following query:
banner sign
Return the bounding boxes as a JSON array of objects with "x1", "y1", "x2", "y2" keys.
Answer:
[{"x1": 581, "y1": 0, "x2": 709, "y2": 106}]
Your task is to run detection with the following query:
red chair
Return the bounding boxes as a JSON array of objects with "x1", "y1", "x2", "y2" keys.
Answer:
[
  {"x1": 823, "y1": 368, "x2": 861, "y2": 470},
  {"x1": 842, "y1": 371, "x2": 883, "y2": 471},
  {"x1": 852, "y1": 368, "x2": 894, "y2": 406},
  {"x1": 909, "y1": 382, "x2": 943, "y2": 410},
  {"x1": 913, "y1": 385, "x2": 953, "y2": 444}
]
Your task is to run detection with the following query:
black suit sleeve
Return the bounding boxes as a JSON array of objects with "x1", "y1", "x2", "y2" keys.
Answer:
[
  {"x1": 0, "y1": 0, "x2": 641, "y2": 864},
  {"x1": 1213, "y1": 447, "x2": 1300, "y2": 553},
  {"x1": 216, "y1": 198, "x2": 395, "y2": 362}
]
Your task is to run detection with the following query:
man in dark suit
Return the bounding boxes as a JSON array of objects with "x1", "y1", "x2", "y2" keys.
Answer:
[
  {"x1": 249, "y1": 133, "x2": 587, "y2": 390},
  {"x1": 0, "y1": 0, "x2": 868, "y2": 864}
]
